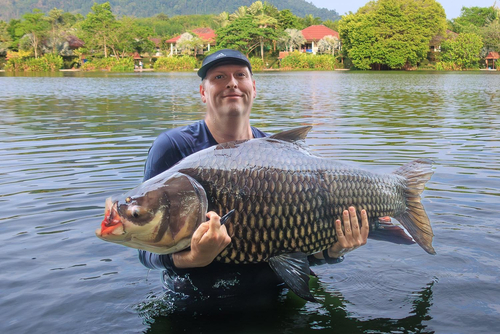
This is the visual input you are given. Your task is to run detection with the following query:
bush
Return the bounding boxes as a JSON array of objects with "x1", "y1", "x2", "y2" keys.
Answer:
[
  {"x1": 5, "y1": 53, "x2": 63, "y2": 72},
  {"x1": 153, "y1": 56, "x2": 198, "y2": 71},
  {"x1": 249, "y1": 57, "x2": 264, "y2": 71},
  {"x1": 81, "y1": 57, "x2": 134, "y2": 71},
  {"x1": 280, "y1": 51, "x2": 337, "y2": 70},
  {"x1": 435, "y1": 61, "x2": 461, "y2": 71}
]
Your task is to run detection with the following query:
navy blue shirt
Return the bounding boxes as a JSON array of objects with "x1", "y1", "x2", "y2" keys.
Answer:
[{"x1": 139, "y1": 120, "x2": 283, "y2": 297}]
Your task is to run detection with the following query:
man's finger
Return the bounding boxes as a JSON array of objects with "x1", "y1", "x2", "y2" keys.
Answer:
[
  {"x1": 360, "y1": 209, "x2": 369, "y2": 239},
  {"x1": 343, "y1": 209, "x2": 352, "y2": 236},
  {"x1": 335, "y1": 219, "x2": 346, "y2": 240}
]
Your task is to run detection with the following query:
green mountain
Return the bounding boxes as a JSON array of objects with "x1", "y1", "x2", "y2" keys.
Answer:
[{"x1": 0, "y1": 0, "x2": 340, "y2": 22}]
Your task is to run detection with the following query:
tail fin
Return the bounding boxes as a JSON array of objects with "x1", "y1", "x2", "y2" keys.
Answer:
[{"x1": 393, "y1": 159, "x2": 436, "y2": 255}]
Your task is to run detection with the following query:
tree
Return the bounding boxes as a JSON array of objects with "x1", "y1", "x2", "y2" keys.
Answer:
[
  {"x1": 214, "y1": 12, "x2": 230, "y2": 28},
  {"x1": 18, "y1": 9, "x2": 49, "y2": 58},
  {"x1": 318, "y1": 35, "x2": 340, "y2": 55},
  {"x1": 278, "y1": 28, "x2": 305, "y2": 52},
  {"x1": 176, "y1": 32, "x2": 204, "y2": 55},
  {"x1": 80, "y1": 2, "x2": 118, "y2": 58},
  {"x1": 481, "y1": 18, "x2": 500, "y2": 53},
  {"x1": 302, "y1": 14, "x2": 322, "y2": 27},
  {"x1": 439, "y1": 33, "x2": 484, "y2": 69},
  {"x1": 247, "y1": 1, "x2": 278, "y2": 61},
  {"x1": 46, "y1": 8, "x2": 64, "y2": 55},
  {"x1": 278, "y1": 9, "x2": 302, "y2": 30},
  {"x1": 216, "y1": 14, "x2": 277, "y2": 56},
  {"x1": 0, "y1": 21, "x2": 12, "y2": 55},
  {"x1": 339, "y1": 0, "x2": 447, "y2": 70},
  {"x1": 451, "y1": 6, "x2": 498, "y2": 33}
]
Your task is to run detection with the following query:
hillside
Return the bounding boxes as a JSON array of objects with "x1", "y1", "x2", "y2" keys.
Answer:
[{"x1": 0, "y1": 0, "x2": 340, "y2": 22}]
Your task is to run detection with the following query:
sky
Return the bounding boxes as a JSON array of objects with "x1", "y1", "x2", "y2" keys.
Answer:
[{"x1": 308, "y1": 0, "x2": 498, "y2": 19}]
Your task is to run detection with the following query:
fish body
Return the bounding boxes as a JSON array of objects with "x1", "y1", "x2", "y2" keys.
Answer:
[{"x1": 96, "y1": 126, "x2": 435, "y2": 301}]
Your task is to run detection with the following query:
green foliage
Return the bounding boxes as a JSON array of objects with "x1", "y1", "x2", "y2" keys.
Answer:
[
  {"x1": 5, "y1": 53, "x2": 63, "y2": 71},
  {"x1": 481, "y1": 18, "x2": 500, "y2": 53},
  {"x1": 277, "y1": 9, "x2": 302, "y2": 30},
  {"x1": 249, "y1": 56, "x2": 264, "y2": 71},
  {"x1": 439, "y1": 33, "x2": 483, "y2": 70},
  {"x1": 435, "y1": 61, "x2": 460, "y2": 71},
  {"x1": 17, "y1": 9, "x2": 50, "y2": 58},
  {"x1": 153, "y1": 56, "x2": 198, "y2": 71},
  {"x1": 451, "y1": 6, "x2": 498, "y2": 33},
  {"x1": 80, "y1": 57, "x2": 134, "y2": 71},
  {"x1": 0, "y1": 20, "x2": 11, "y2": 55},
  {"x1": 280, "y1": 51, "x2": 337, "y2": 70},
  {"x1": 79, "y1": 2, "x2": 118, "y2": 58},
  {"x1": 216, "y1": 15, "x2": 264, "y2": 53},
  {"x1": 339, "y1": 0, "x2": 447, "y2": 70}
]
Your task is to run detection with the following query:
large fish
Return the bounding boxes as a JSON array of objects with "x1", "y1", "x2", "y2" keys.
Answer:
[{"x1": 96, "y1": 126, "x2": 435, "y2": 301}]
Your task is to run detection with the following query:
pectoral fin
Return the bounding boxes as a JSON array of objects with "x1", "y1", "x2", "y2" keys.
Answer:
[{"x1": 269, "y1": 252, "x2": 317, "y2": 303}]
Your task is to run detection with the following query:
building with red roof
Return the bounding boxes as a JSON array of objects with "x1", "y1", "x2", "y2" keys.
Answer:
[
  {"x1": 300, "y1": 25, "x2": 340, "y2": 54},
  {"x1": 485, "y1": 51, "x2": 499, "y2": 69},
  {"x1": 166, "y1": 27, "x2": 216, "y2": 56}
]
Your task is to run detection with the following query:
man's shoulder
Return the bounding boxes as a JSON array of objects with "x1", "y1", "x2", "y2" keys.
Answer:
[
  {"x1": 251, "y1": 126, "x2": 269, "y2": 138},
  {"x1": 151, "y1": 120, "x2": 206, "y2": 149}
]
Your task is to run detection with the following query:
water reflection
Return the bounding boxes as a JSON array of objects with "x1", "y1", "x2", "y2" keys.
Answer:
[
  {"x1": 138, "y1": 277, "x2": 437, "y2": 333},
  {"x1": 1, "y1": 71, "x2": 499, "y2": 333}
]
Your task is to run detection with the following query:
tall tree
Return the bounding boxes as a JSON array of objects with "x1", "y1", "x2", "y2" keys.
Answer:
[
  {"x1": 0, "y1": 20, "x2": 12, "y2": 56},
  {"x1": 106, "y1": 16, "x2": 154, "y2": 58},
  {"x1": 339, "y1": 0, "x2": 447, "y2": 70},
  {"x1": 18, "y1": 9, "x2": 49, "y2": 58},
  {"x1": 46, "y1": 8, "x2": 64, "y2": 54},
  {"x1": 248, "y1": 1, "x2": 278, "y2": 61},
  {"x1": 80, "y1": 2, "x2": 118, "y2": 58},
  {"x1": 278, "y1": 9, "x2": 302, "y2": 30},
  {"x1": 216, "y1": 14, "x2": 277, "y2": 56}
]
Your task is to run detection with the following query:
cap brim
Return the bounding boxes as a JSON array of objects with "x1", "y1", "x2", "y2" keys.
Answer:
[{"x1": 197, "y1": 58, "x2": 252, "y2": 79}]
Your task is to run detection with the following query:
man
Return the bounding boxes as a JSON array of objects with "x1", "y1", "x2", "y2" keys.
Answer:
[{"x1": 139, "y1": 49, "x2": 369, "y2": 299}]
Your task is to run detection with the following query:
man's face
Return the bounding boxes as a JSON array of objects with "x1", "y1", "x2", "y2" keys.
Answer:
[{"x1": 200, "y1": 64, "x2": 256, "y2": 118}]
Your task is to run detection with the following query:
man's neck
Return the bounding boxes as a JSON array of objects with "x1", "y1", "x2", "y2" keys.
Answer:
[{"x1": 204, "y1": 115, "x2": 253, "y2": 144}]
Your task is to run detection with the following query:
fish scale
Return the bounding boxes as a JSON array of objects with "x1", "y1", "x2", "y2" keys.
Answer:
[{"x1": 177, "y1": 138, "x2": 408, "y2": 264}]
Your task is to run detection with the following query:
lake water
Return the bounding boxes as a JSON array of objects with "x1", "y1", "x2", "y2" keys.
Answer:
[{"x1": 1, "y1": 70, "x2": 499, "y2": 333}]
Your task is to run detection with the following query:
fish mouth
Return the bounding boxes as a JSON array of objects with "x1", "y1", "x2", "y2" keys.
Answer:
[{"x1": 96, "y1": 198, "x2": 125, "y2": 238}]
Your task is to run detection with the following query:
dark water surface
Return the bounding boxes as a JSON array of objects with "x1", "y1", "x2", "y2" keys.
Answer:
[{"x1": 1, "y1": 71, "x2": 499, "y2": 333}]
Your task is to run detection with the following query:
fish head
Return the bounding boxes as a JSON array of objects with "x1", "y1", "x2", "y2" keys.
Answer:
[{"x1": 95, "y1": 172, "x2": 208, "y2": 254}]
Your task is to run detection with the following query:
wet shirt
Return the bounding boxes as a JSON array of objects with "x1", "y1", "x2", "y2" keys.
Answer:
[{"x1": 139, "y1": 120, "x2": 284, "y2": 297}]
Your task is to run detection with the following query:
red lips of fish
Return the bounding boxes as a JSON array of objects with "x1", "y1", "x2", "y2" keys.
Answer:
[{"x1": 100, "y1": 201, "x2": 122, "y2": 235}]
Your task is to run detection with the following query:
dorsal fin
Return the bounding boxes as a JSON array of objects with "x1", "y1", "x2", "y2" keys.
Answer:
[{"x1": 270, "y1": 126, "x2": 312, "y2": 142}]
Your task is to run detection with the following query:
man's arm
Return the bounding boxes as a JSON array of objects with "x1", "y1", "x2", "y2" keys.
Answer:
[{"x1": 172, "y1": 211, "x2": 231, "y2": 268}]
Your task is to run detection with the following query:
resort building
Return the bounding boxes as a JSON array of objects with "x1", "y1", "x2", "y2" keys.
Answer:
[
  {"x1": 300, "y1": 25, "x2": 340, "y2": 54},
  {"x1": 165, "y1": 27, "x2": 216, "y2": 56}
]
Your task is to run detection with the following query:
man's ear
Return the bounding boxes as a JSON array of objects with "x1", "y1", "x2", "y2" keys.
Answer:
[
  {"x1": 200, "y1": 83, "x2": 207, "y2": 103},
  {"x1": 252, "y1": 79, "x2": 257, "y2": 99}
]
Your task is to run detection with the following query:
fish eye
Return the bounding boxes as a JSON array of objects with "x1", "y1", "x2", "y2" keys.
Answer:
[{"x1": 125, "y1": 197, "x2": 132, "y2": 203}]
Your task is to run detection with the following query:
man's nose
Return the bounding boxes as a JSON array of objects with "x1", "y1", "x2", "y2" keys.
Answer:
[{"x1": 226, "y1": 75, "x2": 238, "y2": 88}]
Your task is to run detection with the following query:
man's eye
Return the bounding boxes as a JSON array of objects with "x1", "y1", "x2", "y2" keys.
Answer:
[
  {"x1": 237, "y1": 73, "x2": 246, "y2": 77},
  {"x1": 215, "y1": 75, "x2": 223, "y2": 79}
]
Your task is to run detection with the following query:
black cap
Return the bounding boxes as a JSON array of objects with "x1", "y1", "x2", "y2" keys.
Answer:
[{"x1": 197, "y1": 49, "x2": 252, "y2": 80}]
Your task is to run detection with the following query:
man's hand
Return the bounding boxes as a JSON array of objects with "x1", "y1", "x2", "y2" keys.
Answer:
[
  {"x1": 172, "y1": 211, "x2": 232, "y2": 268},
  {"x1": 313, "y1": 206, "x2": 369, "y2": 261}
]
